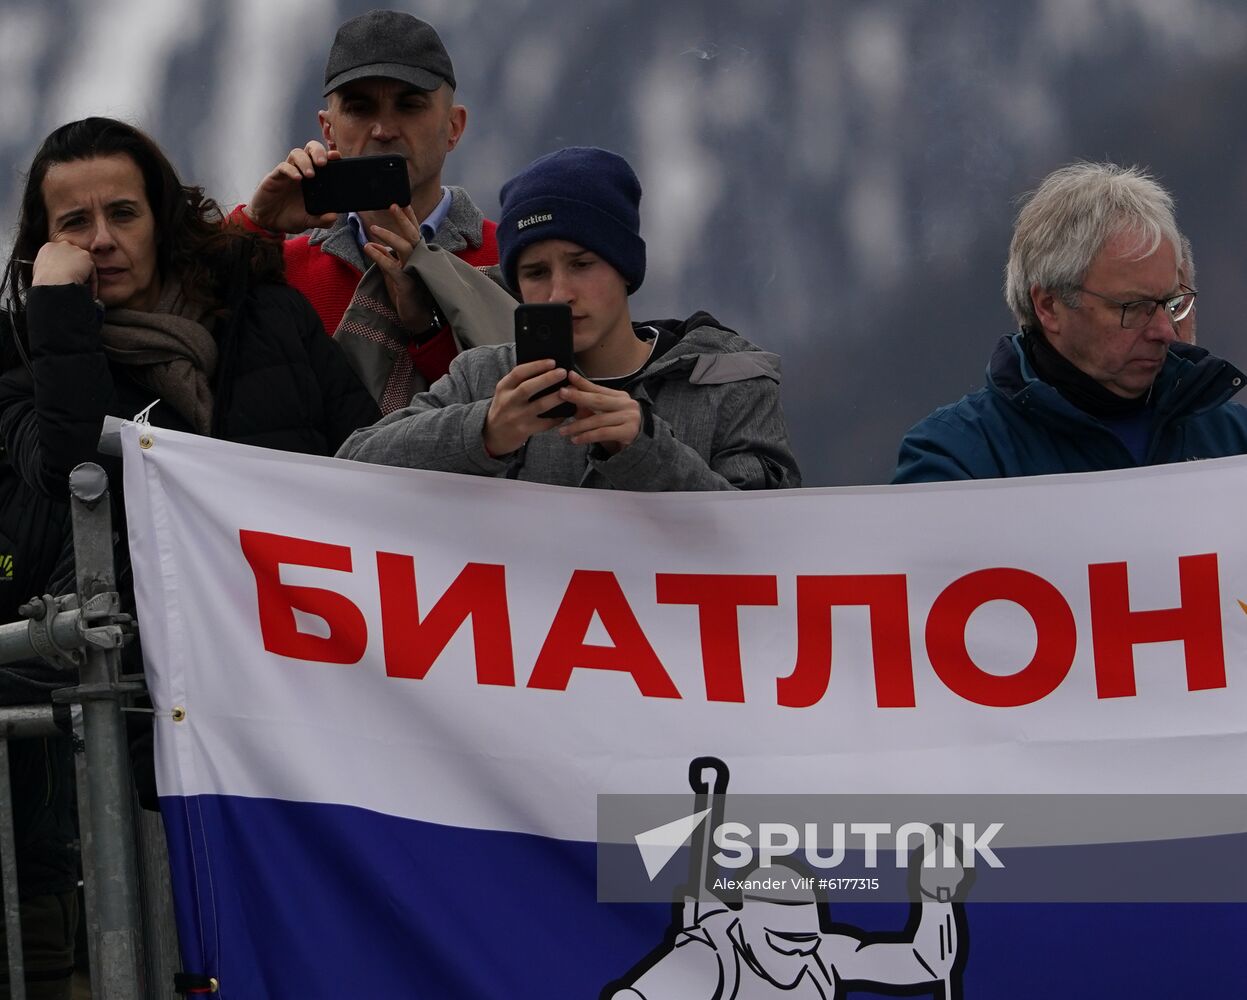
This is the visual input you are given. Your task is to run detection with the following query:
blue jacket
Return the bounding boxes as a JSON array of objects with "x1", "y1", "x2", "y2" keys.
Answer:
[{"x1": 892, "y1": 334, "x2": 1247, "y2": 483}]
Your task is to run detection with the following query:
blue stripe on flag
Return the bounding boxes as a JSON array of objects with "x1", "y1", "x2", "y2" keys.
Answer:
[{"x1": 160, "y1": 795, "x2": 1247, "y2": 998}]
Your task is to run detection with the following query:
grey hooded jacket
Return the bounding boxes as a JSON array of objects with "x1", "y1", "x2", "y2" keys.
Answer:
[{"x1": 337, "y1": 312, "x2": 801, "y2": 491}]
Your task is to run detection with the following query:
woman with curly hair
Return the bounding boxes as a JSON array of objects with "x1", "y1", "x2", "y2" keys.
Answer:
[
  {"x1": 0, "y1": 121, "x2": 380, "y2": 883},
  {"x1": 0, "y1": 116, "x2": 378, "y2": 500}
]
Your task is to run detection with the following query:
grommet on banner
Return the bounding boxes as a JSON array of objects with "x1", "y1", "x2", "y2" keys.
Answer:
[
  {"x1": 173, "y1": 972, "x2": 219, "y2": 993},
  {"x1": 134, "y1": 399, "x2": 160, "y2": 449},
  {"x1": 171, "y1": 706, "x2": 187, "y2": 722}
]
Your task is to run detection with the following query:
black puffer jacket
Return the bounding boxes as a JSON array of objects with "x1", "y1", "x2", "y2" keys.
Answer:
[
  {"x1": 0, "y1": 258, "x2": 379, "y2": 808},
  {"x1": 1, "y1": 453, "x2": 76, "y2": 899},
  {"x1": 0, "y1": 455, "x2": 68, "y2": 627},
  {"x1": 0, "y1": 450, "x2": 71, "y2": 704},
  {"x1": 0, "y1": 266, "x2": 379, "y2": 500}
]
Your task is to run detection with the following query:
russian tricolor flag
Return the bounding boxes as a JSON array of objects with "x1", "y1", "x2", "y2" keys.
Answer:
[{"x1": 121, "y1": 426, "x2": 1246, "y2": 997}]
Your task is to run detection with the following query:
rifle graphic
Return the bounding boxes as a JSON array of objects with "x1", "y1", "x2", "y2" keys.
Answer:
[{"x1": 684, "y1": 755, "x2": 730, "y2": 926}]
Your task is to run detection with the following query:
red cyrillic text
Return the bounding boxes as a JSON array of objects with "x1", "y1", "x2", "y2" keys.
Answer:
[
  {"x1": 655, "y1": 574, "x2": 779, "y2": 702},
  {"x1": 527, "y1": 570, "x2": 681, "y2": 698},
  {"x1": 239, "y1": 530, "x2": 367, "y2": 664},
  {"x1": 1088, "y1": 553, "x2": 1225, "y2": 697},
  {"x1": 376, "y1": 554, "x2": 515, "y2": 685},
  {"x1": 925, "y1": 568, "x2": 1076, "y2": 707},
  {"x1": 776, "y1": 576, "x2": 914, "y2": 709}
]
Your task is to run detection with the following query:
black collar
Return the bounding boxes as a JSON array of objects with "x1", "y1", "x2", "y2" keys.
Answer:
[{"x1": 1021, "y1": 328, "x2": 1150, "y2": 419}]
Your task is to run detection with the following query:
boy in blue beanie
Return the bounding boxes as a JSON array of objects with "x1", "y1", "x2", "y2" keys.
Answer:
[{"x1": 339, "y1": 147, "x2": 800, "y2": 490}]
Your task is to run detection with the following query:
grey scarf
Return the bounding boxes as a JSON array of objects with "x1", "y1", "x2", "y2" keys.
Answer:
[{"x1": 100, "y1": 282, "x2": 218, "y2": 433}]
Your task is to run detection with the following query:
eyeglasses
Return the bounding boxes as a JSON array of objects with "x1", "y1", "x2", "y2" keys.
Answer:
[{"x1": 1076, "y1": 286, "x2": 1197, "y2": 329}]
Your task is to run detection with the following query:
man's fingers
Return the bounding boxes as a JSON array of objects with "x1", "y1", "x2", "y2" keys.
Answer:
[
  {"x1": 369, "y1": 224, "x2": 414, "y2": 260},
  {"x1": 362, "y1": 242, "x2": 404, "y2": 274},
  {"x1": 566, "y1": 370, "x2": 615, "y2": 392},
  {"x1": 269, "y1": 161, "x2": 302, "y2": 184},
  {"x1": 389, "y1": 204, "x2": 422, "y2": 241},
  {"x1": 500, "y1": 358, "x2": 558, "y2": 388},
  {"x1": 560, "y1": 411, "x2": 628, "y2": 436},
  {"x1": 562, "y1": 372, "x2": 633, "y2": 407},
  {"x1": 518, "y1": 367, "x2": 570, "y2": 397},
  {"x1": 302, "y1": 140, "x2": 332, "y2": 165},
  {"x1": 286, "y1": 149, "x2": 320, "y2": 177},
  {"x1": 529, "y1": 413, "x2": 567, "y2": 430},
  {"x1": 562, "y1": 424, "x2": 631, "y2": 446},
  {"x1": 376, "y1": 205, "x2": 423, "y2": 249},
  {"x1": 558, "y1": 385, "x2": 631, "y2": 411},
  {"x1": 249, "y1": 148, "x2": 342, "y2": 234}
]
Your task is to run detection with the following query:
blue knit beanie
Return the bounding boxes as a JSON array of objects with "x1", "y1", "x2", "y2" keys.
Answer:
[{"x1": 498, "y1": 147, "x2": 646, "y2": 294}]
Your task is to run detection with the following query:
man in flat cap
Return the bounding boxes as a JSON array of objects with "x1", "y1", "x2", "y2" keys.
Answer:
[{"x1": 234, "y1": 10, "x2": 501, "y2": 397}]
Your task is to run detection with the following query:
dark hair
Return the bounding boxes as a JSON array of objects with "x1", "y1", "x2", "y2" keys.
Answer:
[{"x1": 1, "y1": 117, "x2": 282, "y2": 328}]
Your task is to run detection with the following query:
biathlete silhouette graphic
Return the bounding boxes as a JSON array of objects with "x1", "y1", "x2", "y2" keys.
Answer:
[{"x1": 604, "y1": 757, "x2": 969, "y2": 1000}]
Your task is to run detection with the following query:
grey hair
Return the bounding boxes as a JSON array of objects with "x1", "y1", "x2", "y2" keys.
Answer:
[
  {"x1": 1178, "y1": 232, "x2": 1195, "y2": 288},
  {"x1": 1003, "y1": 162, "x2": 1183, "y2": 330}
]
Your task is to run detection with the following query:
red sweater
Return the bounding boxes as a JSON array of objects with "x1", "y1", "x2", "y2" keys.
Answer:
[{"x1": 230, "y1": 203, "x2": 499, "y2": 386}]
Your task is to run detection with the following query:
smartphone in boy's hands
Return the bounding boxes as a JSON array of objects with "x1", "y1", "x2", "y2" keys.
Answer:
[
  {"x1": 514, "y1": 303, "x2": 576, "y2": 419},
  {"x1": 301, "y1": 155, "x2": 411, "y2": 215}
]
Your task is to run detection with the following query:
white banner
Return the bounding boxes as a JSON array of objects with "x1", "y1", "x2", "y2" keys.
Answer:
[{"x1": 118, "y1": 423, "x2": 1247, "y2": 998}]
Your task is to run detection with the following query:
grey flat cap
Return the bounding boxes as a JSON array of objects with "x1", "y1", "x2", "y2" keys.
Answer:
[{"x1": 323, "y1": 10, "x2": 456, "y2": 95}]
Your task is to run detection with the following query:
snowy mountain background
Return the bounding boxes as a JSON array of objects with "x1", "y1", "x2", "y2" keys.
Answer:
[{"x1": 3, "y1": 0, "x2": 1245, "y2": 486}]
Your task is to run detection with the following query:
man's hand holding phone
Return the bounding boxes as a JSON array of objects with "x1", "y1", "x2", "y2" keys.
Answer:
[
  {"x1": 556, "y1": 372, "x2": 642, "y2": 453},
  {"x1": 364, "y1": 204, "x2": 438, "y2": 334},
  {"x1": 482, "y1": 359, "x2": 569, "y2": 456},
  {"x1": 244, "y1": 141, "x2": 340, "y2": 234}
]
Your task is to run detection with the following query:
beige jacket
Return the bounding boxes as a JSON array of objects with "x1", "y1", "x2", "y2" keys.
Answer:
[{"x1": 333, "y1": 240, "x2": 516, "y2": 411}]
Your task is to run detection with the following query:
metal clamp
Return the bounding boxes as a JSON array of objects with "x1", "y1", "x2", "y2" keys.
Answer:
[
  {"x1": 19, "y1": 594, "x2": 85, "y2": 670},
  {"x1": 78, "y1": 591, "x2": 120, "y2": 622},
  {"x1": 78, "y1": 590, "x2": 137, "y2": 651},
  {"x1": 15, "y1": 590, "x2": 137, "y2": 670}
]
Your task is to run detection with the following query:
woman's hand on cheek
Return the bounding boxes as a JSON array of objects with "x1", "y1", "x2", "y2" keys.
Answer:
[{"x1": 32, "y1": 242, "x2": 97, "y2": 298}]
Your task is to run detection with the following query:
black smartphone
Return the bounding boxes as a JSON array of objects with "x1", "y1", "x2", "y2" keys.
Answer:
[
  {"x1": 514, "y1": 303, "x2": 576, "y2": 419},
  {"x1": 301, "y1": 155, "x2": 412, "y2": 215}
]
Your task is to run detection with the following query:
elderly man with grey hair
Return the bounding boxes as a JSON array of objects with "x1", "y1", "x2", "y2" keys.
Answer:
[{"x1": 892, "y1": 161, "x2": 1247, "y2": 483}]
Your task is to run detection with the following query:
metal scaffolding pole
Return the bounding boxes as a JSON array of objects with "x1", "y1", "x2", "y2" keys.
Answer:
[
  {"x1": 57, "y1": 463, "x2": 144, "y2": 1000},
  {"x1": 0, "y1": 707, "x2": 67, "y2": 1000},
  {"x1": 0, "y1": 459, "x2": 169, "y2": 999}
]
